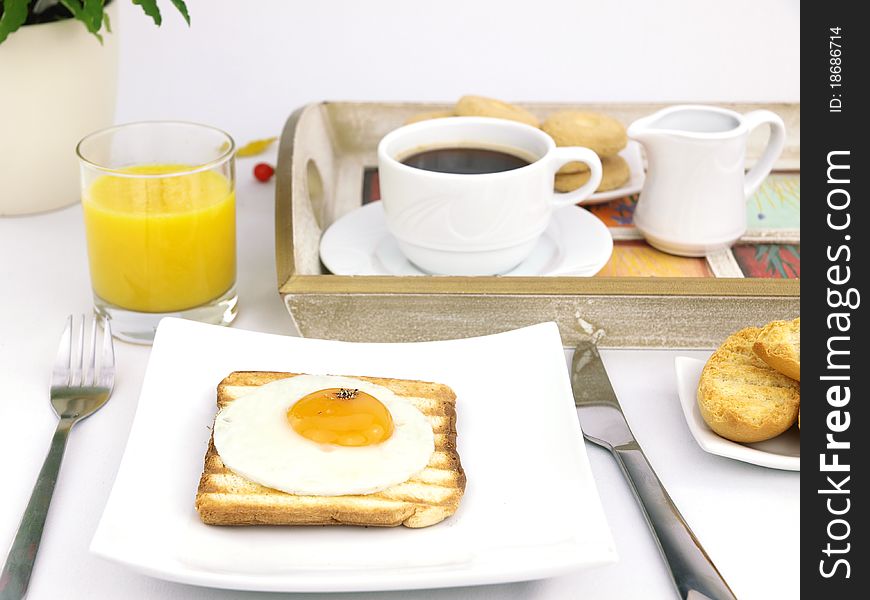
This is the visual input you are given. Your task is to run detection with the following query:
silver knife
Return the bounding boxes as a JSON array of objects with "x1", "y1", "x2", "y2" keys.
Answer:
[{"x1": 571, "y1": 342, "x2": 737, "y2": 600}]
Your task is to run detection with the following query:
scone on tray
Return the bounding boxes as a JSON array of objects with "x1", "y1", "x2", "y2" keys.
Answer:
[
  {"x1": 455, "y1": 95, "x2": 540, "y2": 128},
  {"x1": 542, "y1": 110, "x2": 628, "y2": 157},
  {"x1": 398, "y1": 96, "x2": 631, "y2": 187},
  {"x1": 554, "y1": 154, "x2": 630, "y2": 193},
  {"x1": 405, "y1": 109, "x2": 455, "y2": 125}
]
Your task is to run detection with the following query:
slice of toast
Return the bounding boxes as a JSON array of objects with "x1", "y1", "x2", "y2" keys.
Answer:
[
  {"x1": 698, "y1": 327, "x2": 800, "y2": 443},
  {"x1": 753, "y1": 317, "x2": 800, "y2": 381},
  {"x1": 195, "y1": 371, "x2": 465, "y2": 528}
]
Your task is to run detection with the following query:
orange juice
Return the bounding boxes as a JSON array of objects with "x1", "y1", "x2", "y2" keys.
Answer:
[{"x1": 82, "y1": 164, "x2": 236, "y2": 313}]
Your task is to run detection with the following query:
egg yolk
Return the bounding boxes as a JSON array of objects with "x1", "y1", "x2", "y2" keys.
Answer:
[{"x1": 287, "y1": 388, "x2": 394, "y2": 446}]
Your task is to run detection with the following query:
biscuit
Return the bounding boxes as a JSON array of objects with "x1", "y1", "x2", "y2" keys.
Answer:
[
  {"x1": 455, "y1": 95, "x2": 539, "y2": 128},
  {"x1": 404, "y1": 110, "x2": 455, "y2": 125},
  {"x1": 554, "y1": 154, "x2": 629, "y2": 193},
  {"x1": 753, "y1": 317, "x2": 800, "y2": 381},
  {"x1": 697, "y1": 327, "x2": 800, "y2": 443},
  {"x1": 557, "y1": 161, "x2": 590, "y2": 175},
  {"x1": 542, "y1": 111, "x2": 628, "y2": 157}
]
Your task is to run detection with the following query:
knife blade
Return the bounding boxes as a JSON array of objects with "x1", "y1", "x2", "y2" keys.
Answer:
[{"x1": 571, "y1": 342, "x2": 737, "y2": 600}]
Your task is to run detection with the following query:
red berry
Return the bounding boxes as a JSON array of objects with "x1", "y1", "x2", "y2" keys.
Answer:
[{"x1": 253, "y1": 162, "x2": 275, "y2": 182}]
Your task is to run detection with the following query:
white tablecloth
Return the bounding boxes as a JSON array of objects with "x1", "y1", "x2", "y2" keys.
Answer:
[{"x1": 0, "y1": 167, "x2": 799, "y2": 599}]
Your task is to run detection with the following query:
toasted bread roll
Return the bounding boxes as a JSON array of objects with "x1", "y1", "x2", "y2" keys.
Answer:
[
  {"x1": 753, "y1": 317, "x2": 800, "y2": 381},
  {"x1": 698, "y1": 328, "x2": 800, "y2": 443}
]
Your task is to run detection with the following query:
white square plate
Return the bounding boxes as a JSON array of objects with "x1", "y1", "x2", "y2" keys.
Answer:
[
  {"x1": 674, "y1": 357, "x2": 800, "y2": 471},
  {"x1": 91, "y1": 319, "x2": 616, "y2": 592}
]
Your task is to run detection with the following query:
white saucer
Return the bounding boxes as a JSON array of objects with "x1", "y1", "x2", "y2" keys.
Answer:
[
  {"x1": 320, "y1": 202, "x2": 613, "y2": 277},
  {"x1": 583, "y1": 140, "x2": 645, "y2": 205},
  {"x1": 674, "y1": 357, "x2": 800, "y2": 471}
]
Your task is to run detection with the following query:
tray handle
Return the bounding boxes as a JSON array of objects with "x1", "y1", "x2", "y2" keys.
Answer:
[{"x1": 275, "y1": 104, "x2": 334, "y2": 285}]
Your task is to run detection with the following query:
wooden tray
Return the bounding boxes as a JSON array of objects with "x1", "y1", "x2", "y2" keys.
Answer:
[{"x1": 275, "y1": 101, "x2": 799, "y2": 348}]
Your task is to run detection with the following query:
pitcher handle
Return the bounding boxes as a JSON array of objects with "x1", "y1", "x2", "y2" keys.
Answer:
[
  {"x1": 548, "y1": 147, "x2": 603, "y2": 208},
  {"x1": 742, "y1": 110, "x2": 786, "y2": 199}
]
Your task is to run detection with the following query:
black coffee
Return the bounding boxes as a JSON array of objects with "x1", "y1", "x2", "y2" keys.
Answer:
[{"x1": 400, "y1": 147, "x2": 531, "y2": 174}]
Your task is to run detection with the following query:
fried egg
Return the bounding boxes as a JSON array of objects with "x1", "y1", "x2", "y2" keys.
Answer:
[{"x1": 212, "y1": 375, "x2": 435, "y2": 496}]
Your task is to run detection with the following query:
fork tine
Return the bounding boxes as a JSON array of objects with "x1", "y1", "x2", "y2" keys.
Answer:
[
  {"x1": 99, "y1": 318, "x2": 115, "y2": 391},
  {"x1": 51, "y1": 315, "x2": 73, "y2": 388},
  {"x1": 70, "y1": 314, "x2": 85, "y2": 387},
  {"x1": 79, "y1": 314, "x2": 86, "y2": 382},
  {"x1": 85, "y1": 317, "x2": 97, "y2": 387}
]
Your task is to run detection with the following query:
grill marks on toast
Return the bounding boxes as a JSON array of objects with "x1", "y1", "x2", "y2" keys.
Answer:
[{"x1": 195, "y1": 371, "x2": 466, "y2": 528}]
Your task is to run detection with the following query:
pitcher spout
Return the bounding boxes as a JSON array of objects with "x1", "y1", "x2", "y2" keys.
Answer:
[{"x1": 629, "y1": 105, "x2": 744, "y2": 141}]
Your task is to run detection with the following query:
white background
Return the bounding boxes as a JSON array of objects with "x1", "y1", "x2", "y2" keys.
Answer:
[
  {"x1": 1, "y1": 1, "x2": 800, "y2": 599},
  {"x1": 116, "y1": 0, "x2": 800, "y2": 140}
]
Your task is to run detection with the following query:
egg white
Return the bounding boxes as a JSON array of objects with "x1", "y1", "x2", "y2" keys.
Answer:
[{"x1": 212, "y1": 375, "x2": 436, "y2": 496}]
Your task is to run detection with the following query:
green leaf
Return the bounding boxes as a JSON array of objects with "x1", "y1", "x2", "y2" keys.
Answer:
[
  {"x1": 0, "y1": 0, "x2": 29, "y2": 45},
  {"x1": 169, "y1": 0, "x2": 190, "y2": 25},
  {"x1": 102, "y1": 8, "x2": 111, "y2": 33},
  {"x1": 82, "y1": 0, "x2": 104, "y2": 32},
  {"x1": 133, "y1": 0, "x2": 162, "y2": 26},
  {"x1": 60, "y1": 0, "x2": 103, "y2": 41},
  {"x1": 59, "y1": 0, "x2": 82, "y2": 16}
]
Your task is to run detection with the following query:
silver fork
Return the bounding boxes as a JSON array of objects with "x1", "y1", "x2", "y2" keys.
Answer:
[{"x1": 0, "y1": 315, "x2": 115, "y2": 600}]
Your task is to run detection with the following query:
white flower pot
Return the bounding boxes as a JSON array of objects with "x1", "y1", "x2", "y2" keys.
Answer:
[{"x1": 0, "y1": 4, "x2": 118, "y2": 216}]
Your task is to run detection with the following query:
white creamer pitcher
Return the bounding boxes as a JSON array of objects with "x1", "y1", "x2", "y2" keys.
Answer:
[{"x1": 628, "y1": 105, "x2": 786, "y2": 256}]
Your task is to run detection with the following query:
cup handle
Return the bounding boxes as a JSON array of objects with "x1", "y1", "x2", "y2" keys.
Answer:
[
  {"x1": 742, "y1": 110, "x2": 786, "y2": 199},
  {"x1": 548, "y1": 147, "x2": 603, "y2": 208}
]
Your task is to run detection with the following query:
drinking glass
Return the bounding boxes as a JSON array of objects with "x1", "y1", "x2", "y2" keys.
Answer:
[{"x1": 77, "y1": 121, "x2": 238, "y2": 343}]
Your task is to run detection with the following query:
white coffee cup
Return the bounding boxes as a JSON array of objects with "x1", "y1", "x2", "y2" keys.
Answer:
[{"x1": 377, "y1": 117, "x2": 602, "y2": 275}]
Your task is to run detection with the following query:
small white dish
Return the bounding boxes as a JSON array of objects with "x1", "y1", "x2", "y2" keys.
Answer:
[
  {"x1": 91, "y1": 319, "x2": 616, "y2": 592},
  {"x1": 583, "y1": 140, "x2": 645, "y2": 204},
  {"x1": 674, "y1": 357, "x2": 800, "y2": 471},
  {"x1": 320, "y1": 203, "x2": 613, "y2": 277}
]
